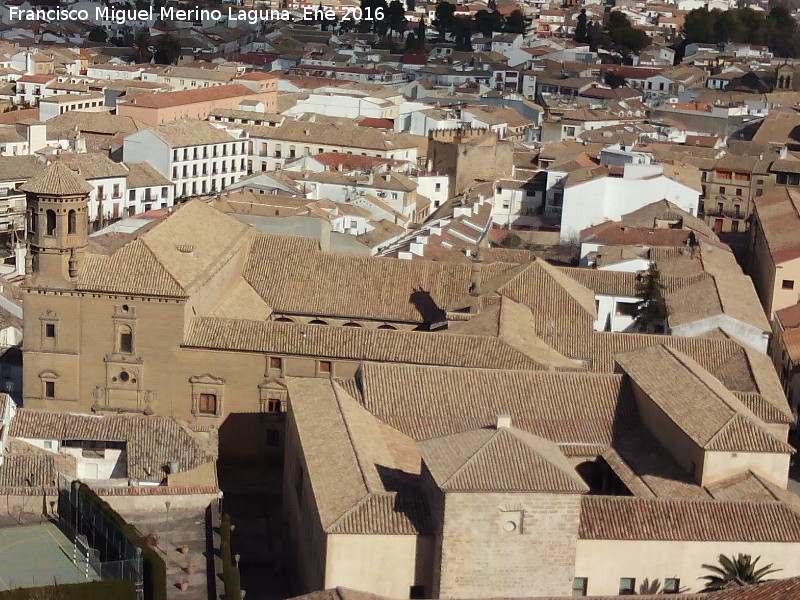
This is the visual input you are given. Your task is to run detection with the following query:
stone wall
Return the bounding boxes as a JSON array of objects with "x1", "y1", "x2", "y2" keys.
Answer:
[{"x1": 437, "y1": 491, "x2": 582, "y2": 599}]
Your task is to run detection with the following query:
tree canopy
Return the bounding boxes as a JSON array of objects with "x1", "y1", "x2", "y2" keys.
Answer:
[{"x1": 682, "y1": 6, "x2": 800, "y2": 56}]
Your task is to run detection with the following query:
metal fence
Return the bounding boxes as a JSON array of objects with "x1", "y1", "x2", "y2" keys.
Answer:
[{"x1": 58, "y1": 481, "x2": 144, "y2": 599}]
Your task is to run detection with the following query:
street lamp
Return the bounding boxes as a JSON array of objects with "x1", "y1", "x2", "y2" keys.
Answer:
[{"x1": 165, "y1": 501, "x2": 172, "y2": 550}]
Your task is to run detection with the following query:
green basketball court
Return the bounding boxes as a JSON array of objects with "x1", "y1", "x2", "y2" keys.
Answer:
[{"x1": 0, "y1": 522, "x2": 100, "y2": 590}]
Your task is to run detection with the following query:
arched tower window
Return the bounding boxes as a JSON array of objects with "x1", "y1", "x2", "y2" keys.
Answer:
[
  {"x1": 45, "y1": 210, "x2": 56, "y2": 235},
  {"x1": 67, "y1": 210, "x2": 76, "y2": 234}
]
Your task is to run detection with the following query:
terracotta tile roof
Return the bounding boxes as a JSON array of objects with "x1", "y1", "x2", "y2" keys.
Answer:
[
  {"x1": 615, "y1": 345, "x2": 792, "y2": 453},
  {"x1": 95, "y1": 485, "x2": 218, "y2": 496},
  {"x1": 126, "y1": 161, "x2": 171, "y2": 189},
  {"x1": 418, "y1": 427, "x2": 589, "y2": 493},
  {"x1": 242, "y1": 234, "x2": 476, "y2": 324},
  {"x1": 9, "y1": 409, "x2": 216, "y2": 482},
  {"x1": 20, "y1": 160, "x2": 93, "y2": 196},
  {"x1": 706, "y1": 471, "x2": 782, "y2": 503},
  {"x1": 146, "y1": 119, "x2": 238, "y2": 147},
  {"x1": 79, "y1": 200, "x2": 253, "y2": 297},
  {"x1": 241, "y1": 119, "x2": 424, "y2": 153},
  {"x1": 579, "y1": 496, "x2": 800, "y2": 542},
  {"x1": 122, "y1": 83, "x2": 257, "y2": 108},
  {"x1": 0, "y1": 454, "x2": 58, "y2": 488},
  {"x1": 78, "y1": 239, "x2": 185, "y2": 297},
  {"x1": 754, "y1": 188, "x2": 800, "y2": 263},
  {"x1": 326, "y1": 492, "x2": 430, "y2": 534},
  {"x1": 0, "y1": 155, "x2": 45, "y2": 183},
  {"x1": 353, "y1": 362, "x2": 635, "y2": 444},
  {"x1": 284, "y1": 578, "x2": 800, "y2": 600},
  {"x1": 183, "y1": 317, "x2": 549, "y2": 371},
  {"x1": 56, "y1": 152, "x2": 128, "y2": 180},
  {"x1": 447, "y1": 298, "x2": 581, "y2": 371},
  {"x1": 288, "y1": 378, "x2": 428, "y2": 535},
  {"x1": 775, "y1": 303, "x2": 800, "y2": 329},
  {"x1": 461, "y1": 260, "x2": 597, "y2": 358},
  {"x1": 733, "y1": 392, "x2": 794, "y2": 424},
  {"x1": 782, "y1": 328, "x2": 800, "y2": 363}
]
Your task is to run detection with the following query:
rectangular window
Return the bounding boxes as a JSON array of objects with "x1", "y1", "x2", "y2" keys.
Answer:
[
  {"x1": 97, "y1": 185, "x2": 104, "y2": 198},
  {"x1": 120, "y1": 331, "x2": 133, "y2": 354},
  {"x1": 664, "y1": 579, "x2": 680, "y2": 594},
  {"x1": 619, "y1": 578, "x2": 635, "y2": 595},
  {"x1": 410, "y1": 586, "x2": 425, "y2": 599},
  {"x1": 572, "y1": 577, "x2": 588, "y2": 597},
  {"x1": 719, "y1": 187, "x2": 726, "y2": 195},
  {"x1": 45, "y1": 323, "x2": 55, "y2": 338},
  {"x1": 783, "y1": 280, "x2": 795, "y2": 290},
  {"x1": 198, "y1": 393, "x2": 217, "y2": 414},
  {"x1": 319, "y1": 360, "x2": 332, "y2": 374},
  {"x1": 269, "y1": 357, "x2": 282, "y2": 370},
  {"x1": 113, "y1": 184, "x2": 120, "y2": 198},
  {"x1": 45, "y1": 381, "x2": 55, "y2": 398},
  {"x1": 265, "y1": 396, "x2": 282, "y2": 413}
]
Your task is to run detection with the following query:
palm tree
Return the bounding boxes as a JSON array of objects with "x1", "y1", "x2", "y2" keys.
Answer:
[
  {"x1": 701, "y1": 554, "x2": 781, "y2": 591},
  {"x1": 132, "y1": 29, "x2": 152, "y2": 64}
]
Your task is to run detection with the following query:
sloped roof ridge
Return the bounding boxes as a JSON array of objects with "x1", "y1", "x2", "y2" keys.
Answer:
[
  {"x1": 331, "y1": 380, "x2": 376, "y2": 494},
  {"x1": 133, "y1": 237, "x2": 185, "y2": 292},
  {"x1": 440, "y1": 427, "x2": 501, "y2": 487}
]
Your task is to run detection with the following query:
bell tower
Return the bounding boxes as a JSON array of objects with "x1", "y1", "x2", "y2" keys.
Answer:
[{"x1": 20, "y1": 161, "x2": 92, "y2": 287}]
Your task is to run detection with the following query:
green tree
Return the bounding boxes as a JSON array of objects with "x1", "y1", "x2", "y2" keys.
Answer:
[
  {"x1": 635, "y1": 267, "x2": 666, "y2": 333},
  {"x1": 88, "y1": 26, "x2": 107, "y2": 43},
  {"x1": 505, "y1": 9, "x2": 527, "y2": 33},
  {"x1": 475, "y1": 9, "x2": 503, "y2": 38},
  {"x1": 683, "y1": 7, "x2": 715, "y2": 43},
  {"x1": 713, "y1": 9, "x2": 745, "y2": 42},
  {"x1": 132, "y1": 28, "x2": 152, "y2": 63},
  {"x1": 604, "y1": 71, "x2": 626, "y2": 88},
  {"x1": 387, "y1": 0, "x2": 407, "y2": 36},
  {"x1": 153, "y1": 33, "x2": 181, "y2": 65},
  {"x1": 452, "y1": 16, "x2": 474, "y2": 50},
  {"x1": 575, "y1": 8, "x2": 588, "y2": 43},
  {"x1": 434, "y1": 1, "x2": 455, "y2": 38},
  {"x1": 586, "y1": 20, "x2": 604, "y2": 51},
  {"x1": 606, "y1": 11, "x2": 650, "y2": 57},
  {"x1": 701, "y1": 554, "x2": 781, "y2": 592}
]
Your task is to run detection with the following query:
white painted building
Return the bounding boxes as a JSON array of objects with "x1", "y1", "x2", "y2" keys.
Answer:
[
  {"x1": 123, "y1": 120, "x2": 249, "y2": 199},
  {"x1": 283, "y1": 93, "x2": 397, "y2": 120},
  {"x1": 58, "y1": 153, "x2": 129, "y2": 222},
  {"x1": 125, "y1": 162, "x2": 176, "y2": 216},
  {"x1": 38, "y1": 92, "x2": 106, "y2": 122},
  {"x1": 556, "y1": 163, "x2": 701, "y2": 241},
  {"x1": 594, "y1": 292, "x2": 640, "y2": 332}
]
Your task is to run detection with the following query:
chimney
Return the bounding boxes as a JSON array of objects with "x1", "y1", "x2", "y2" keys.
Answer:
[
  {"x1": 168, "y1": 460, "x2": 180, "y2": 474},
  {"x1": 496, "y1": 414, "x2": 512, "y2": 429}
]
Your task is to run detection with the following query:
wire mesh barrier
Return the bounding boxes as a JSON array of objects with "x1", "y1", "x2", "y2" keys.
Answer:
[{"x1": 58, "y1": 482, "x2": 145, "y2": 600}]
